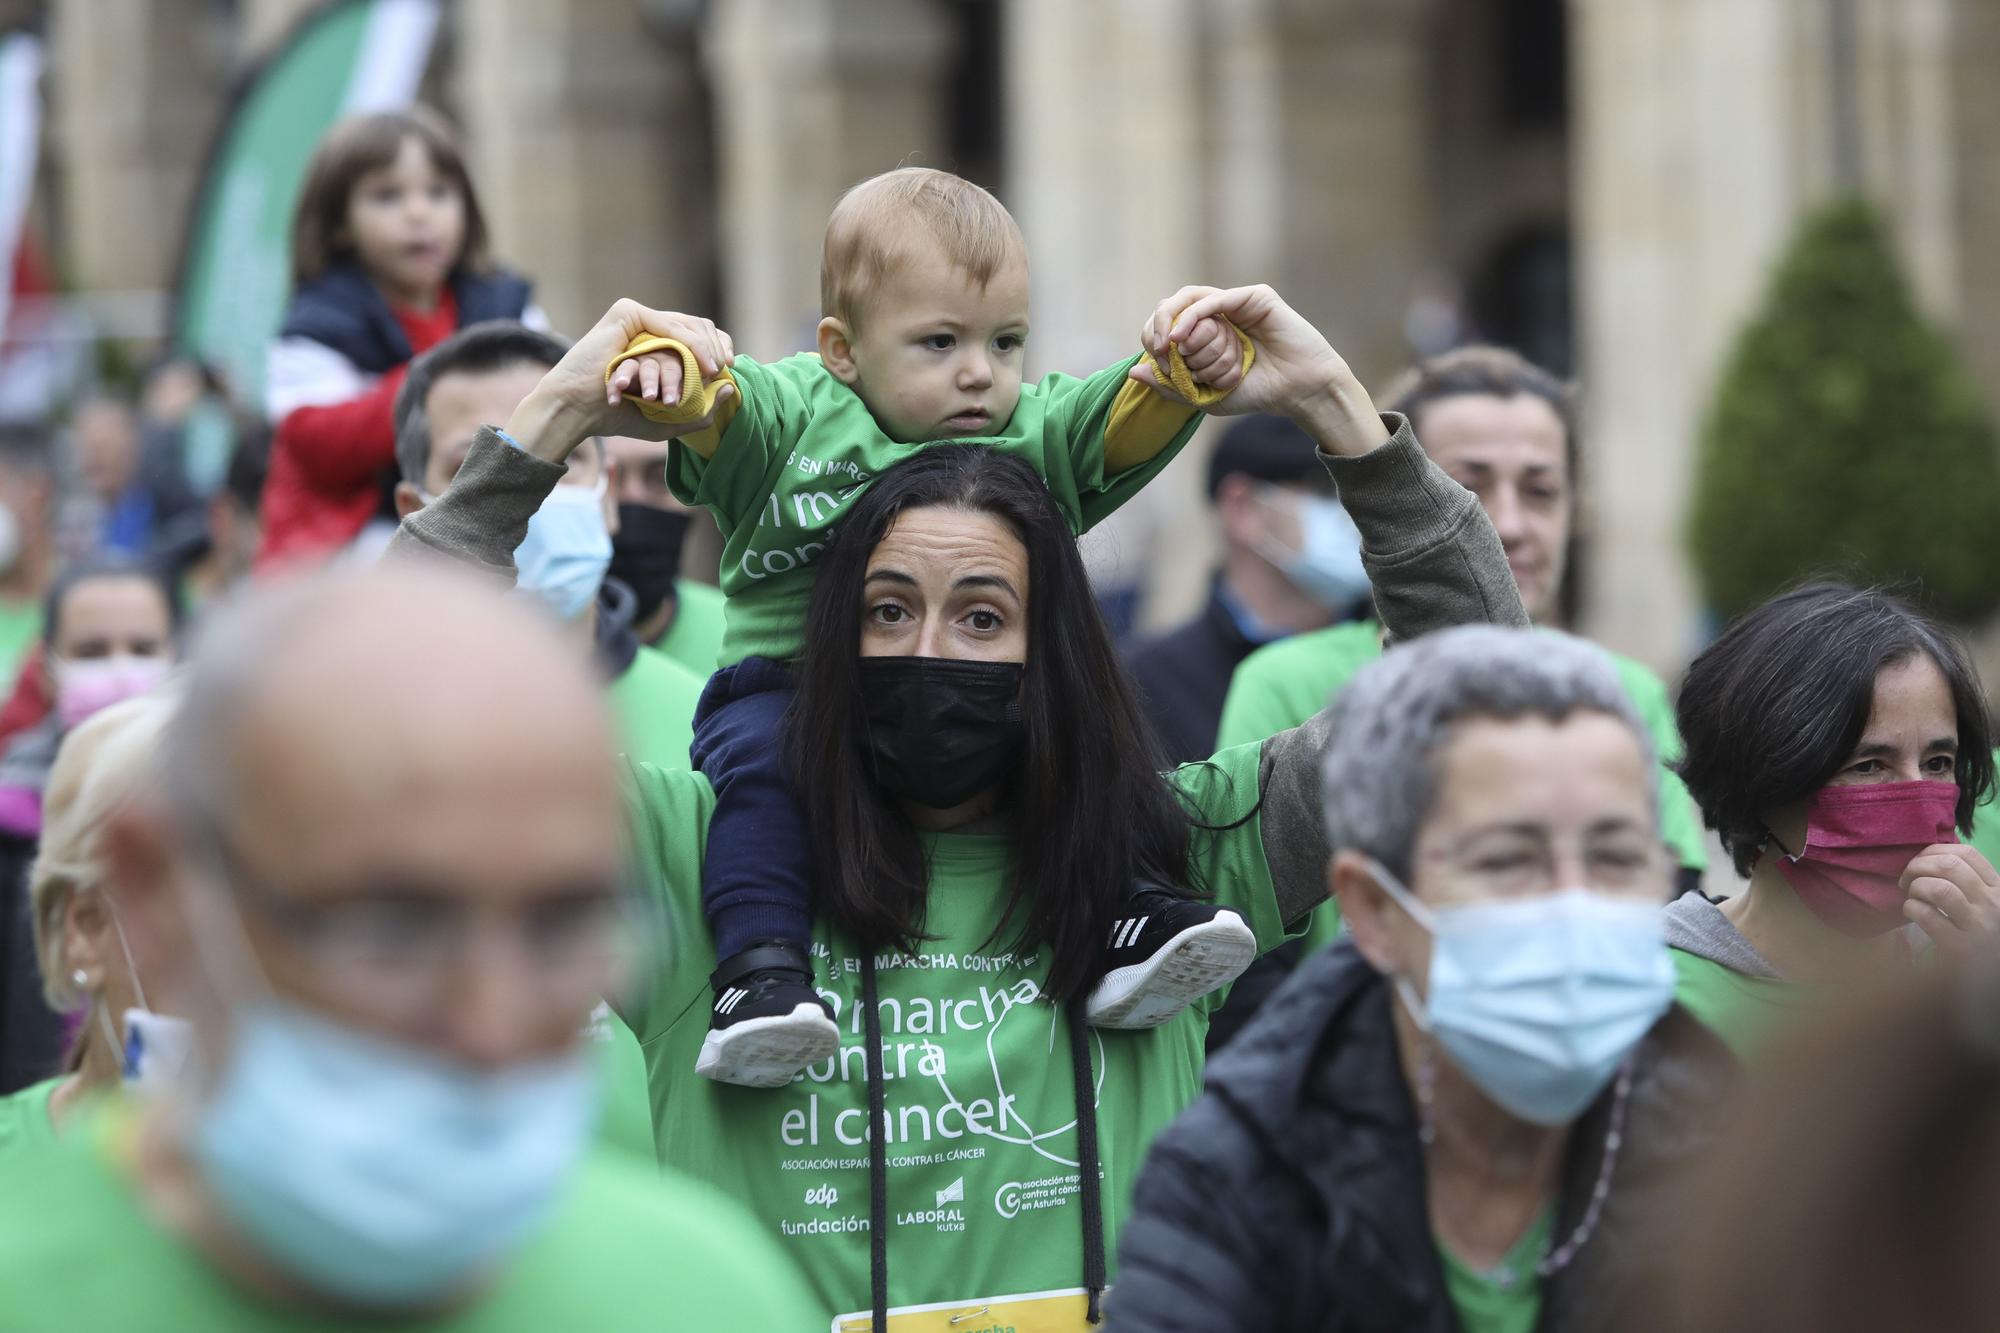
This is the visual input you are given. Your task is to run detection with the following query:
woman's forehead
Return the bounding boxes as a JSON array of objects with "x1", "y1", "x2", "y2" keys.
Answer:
[
  {"x1": 1428, "y1": 713, "x2": 1653, "y2": 832},
  {"x1": 1858, "y1": 654, "x2": 1958, "y2": 745},
  {"x1": 866, "y1": 506, "x2": 1028, "y2": 593}
]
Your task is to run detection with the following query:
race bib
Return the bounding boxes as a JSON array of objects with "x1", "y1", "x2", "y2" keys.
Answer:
[{"x1": 832, "y1": 1287, "x2": 1098, "y2": 1332}]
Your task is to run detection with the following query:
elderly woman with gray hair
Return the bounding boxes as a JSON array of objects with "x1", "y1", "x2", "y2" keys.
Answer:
[{"x1": 1107, "y1": 625, "x2": 1734, "y2": 1333}]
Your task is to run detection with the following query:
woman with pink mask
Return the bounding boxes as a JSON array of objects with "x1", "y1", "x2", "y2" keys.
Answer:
[
  {"x1": 1668, "y1": 582, "x2": 2000, "y2": 1058},
  {"x1": 0, "y1": 557, "x2": 176, "y2": 1092}
]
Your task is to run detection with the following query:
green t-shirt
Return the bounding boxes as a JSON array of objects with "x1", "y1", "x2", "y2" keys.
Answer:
[
  {"x1": 1437, "y1": 1207, "x2": 1554, "y2": 1333},
  {"x1": 1966, "y1": 748, "x2": 2000, "y2": 867},
  {"x1": 653, "y1": 576, "x2": 726, "y2": 677},
  {"x1": 0, "y1": 596, "x2": 37, "y2": 688},
  {"x1": 593, "y1": 645, "x2": 708, "y2": 1161},
  {"x1": 0, "y1": 1076, "x2": 59, "y2": 1174},
  {"x1": 1669, "y1": 946, "x2": 1813, "y2": 1062},
  {"x1": 619, "y1": 740, "x2": 1291, "y2": 1320},
  {"x1": 606, "y1": 643, "x2": 704, "y2": 771},
  {"x1": 669, "y1": 353, "x2": 1202, "y2": 666},
  {"x1": 0, "y1": 1110, "x2": 822, "y2": 1331},
  {"x1": 1218, "y1": 620, "x2": 1709, "y2": 879}
]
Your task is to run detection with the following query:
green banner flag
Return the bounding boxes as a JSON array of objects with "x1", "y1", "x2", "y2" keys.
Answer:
[{"x1": 172, "y1": 0, "x2": 441, "y2": 412}]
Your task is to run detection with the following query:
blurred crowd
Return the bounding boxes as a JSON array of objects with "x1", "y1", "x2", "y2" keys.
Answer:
[{"x1": 0, "y1": 103, "x2": 1994, "y2": 1333}]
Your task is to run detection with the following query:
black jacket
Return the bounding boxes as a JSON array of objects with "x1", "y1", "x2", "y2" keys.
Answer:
[
  {"x1": 280, "y1": 260, "x2": 534, "y2": 373},
  {"x1": 0, "y1": 831, "x2": 60, "y2": 1094},
  {"x1": 1108, "y1": 942, "x2": 1732, "y2": 1332},
  {"x1": 1125, "y1": 580, "x2": 1263, "y2": 766}
]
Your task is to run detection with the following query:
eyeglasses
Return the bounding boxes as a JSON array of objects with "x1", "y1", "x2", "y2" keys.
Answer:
[
  {"x1": 199, "y1": 824, "x2": 646, "y2": 1017},
  {"x1": 1420, "y1": 831, "x2": 1671, "y2": 899}
]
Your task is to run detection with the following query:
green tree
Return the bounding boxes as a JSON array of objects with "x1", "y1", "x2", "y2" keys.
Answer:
[{"x1": 1687, "y1": 198, "x2": 2000, "y2": 622}]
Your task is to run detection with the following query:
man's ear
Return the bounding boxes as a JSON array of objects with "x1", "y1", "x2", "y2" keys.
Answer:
[
  {"x1": 394, "y1": 481, "x2": 426, "y2": 521},
  {"x1": 1330, "y1": 848, "x2": 1399, "y2": 975},
  {"x1": 817, "y1": 317, "x2": 860, "y2": 385}
]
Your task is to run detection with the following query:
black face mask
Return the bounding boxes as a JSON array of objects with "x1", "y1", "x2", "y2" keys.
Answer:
[
  {"x1": 858, "y1": 656, "x2": 1026, "y2": 809},
  {"x1": 609, "y1": 503, "x2": 692, "y2": 625}
]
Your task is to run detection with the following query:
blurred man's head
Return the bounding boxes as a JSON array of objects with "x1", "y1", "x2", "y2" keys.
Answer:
[
  {"x1": 0, "y1": 423, "x2": 55, "y2": 588},
  {"x1": 206, "y1": 434, "x2": 268, "y2": 592},
  {"x1": 1207, "y1": 414, "x2": 1368, "y2": 626},
  {"x1": 393, "y1": 321, "x2": 588, "y2": 506},
  {"x1": 70, "y1": 398, "x2": 142, "y2": 504},
  {"x1": 393, "y1": 323, "x2": 613, "y2": 625},
  {"x1": 603, "y1": 435, "x2": 698, "y2": 642},
  {"x1": 103, "y1": 568, "x2": 626, "y2": 1308}
]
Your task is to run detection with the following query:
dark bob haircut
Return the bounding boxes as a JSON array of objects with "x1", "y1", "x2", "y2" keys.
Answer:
[
  {"x1": 790, "y1": 445, "x2": 1208, "y2": 1005},
  {"x1": 1675, "y1": 582, "x2": 1996, "y2": 876}
]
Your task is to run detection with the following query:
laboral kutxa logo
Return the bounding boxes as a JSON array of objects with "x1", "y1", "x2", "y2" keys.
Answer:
[{"x1": 897, "y1": 1177, "x2": 966, "y2": 1233}]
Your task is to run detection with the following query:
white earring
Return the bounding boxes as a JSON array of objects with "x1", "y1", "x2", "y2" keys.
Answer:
[{"x1": 72, "y1": 969, "x2": 88, "y2": 987}]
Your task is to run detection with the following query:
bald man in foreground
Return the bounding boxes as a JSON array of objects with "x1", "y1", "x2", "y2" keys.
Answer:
[{"x1": 0, "y1": 569, "x2": 817, "y2": 1329}]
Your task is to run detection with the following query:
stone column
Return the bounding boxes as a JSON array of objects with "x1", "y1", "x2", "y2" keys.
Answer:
[
  {"x1": 239, "y1": 0, "x2": 323, "y2": 58},
  {"x1": 49, "y1": 0, "x2": 227, "y2": 294},
  {"x1": 1006, "y1": 0, "x2": 1437, "y2": 633},
  {"x1": 455, "y1": 0, "x2": 710, "y2": 333},
  {"x1": 1003, "y1": 0, "x2": 1214, "y2": 632},
  {"x1": 703, "y1": 0, "x2": 954, "y2": 359},
  {"x1": 1570, "y1": 0, "x2": 1985, "y2": 674},
  {"x1": 1570, "y1": 0, "x2": 1800, "y2": 673},
  {"x1": 1941, "y1": 0, "x2": 2000, "y2": 391}
]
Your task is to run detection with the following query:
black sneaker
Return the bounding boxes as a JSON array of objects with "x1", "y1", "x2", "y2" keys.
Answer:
[
  {"x1": 695, "y1": 940, "x2": 840, "y2": 1088},
  {"x1": 1086, "y1": 888, "x2": 1257, "y2": 1029}
]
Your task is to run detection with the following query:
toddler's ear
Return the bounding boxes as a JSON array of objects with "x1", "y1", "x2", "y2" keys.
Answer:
[{"x1": 817, "y1": 317, "x2": 860, "y2": 384}]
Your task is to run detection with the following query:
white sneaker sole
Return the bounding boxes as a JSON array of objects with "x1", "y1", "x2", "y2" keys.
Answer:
[
  {"x1": 1085, "y1": 911, "x2": 1258, "y2": 1029},
  {"x1": 695, "y1": 1004, "x2": 841, "y2": 1088}
]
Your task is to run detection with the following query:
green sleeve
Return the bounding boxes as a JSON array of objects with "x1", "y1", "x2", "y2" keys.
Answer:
[
  {"x1": 1037, "y1": 356, "x2": 1205, "y2": 533},
  {"x1": 663, "y1": 354, "x2": 803, "y2": 535},
  {"x1": 1172, "y1": 742, "x2": 1299, "y2": 959},
  {"x1": 1610, "y1": 657, "x2": 1709, "y2": 873},
  {"x1": 616, "y1": 760, "x2": 717, "y2": 1045}
]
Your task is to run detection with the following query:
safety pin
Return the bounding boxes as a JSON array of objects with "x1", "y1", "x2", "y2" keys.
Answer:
[{"x1": 949, "y1": 1308, "x2": 993, "y2": 1325}]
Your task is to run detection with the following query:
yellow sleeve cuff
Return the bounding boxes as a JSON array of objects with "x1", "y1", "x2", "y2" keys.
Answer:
[
  {"x1": 1142, "y1": 318, "x2": 1255, "y2": 405},
  {"x1": 605, "y1": 335, "x2": 721, "y2": 425}
]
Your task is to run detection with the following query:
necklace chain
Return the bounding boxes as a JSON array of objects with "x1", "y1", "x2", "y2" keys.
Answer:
[{"x1": 1415, "y1": 1044, "x2": 1633, "y2": 1282}]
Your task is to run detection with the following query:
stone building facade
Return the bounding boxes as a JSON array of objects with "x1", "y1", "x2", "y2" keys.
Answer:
[{"x1": 39, "y1": 0, "x2": 2000, "y2": 672}]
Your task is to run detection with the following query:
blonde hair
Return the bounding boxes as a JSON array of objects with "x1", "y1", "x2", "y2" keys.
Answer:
[
  {"x1": 29, "y1": 692, "x2": 176, "y2": 1013},
  {"x1": 820, "y1": 167, "x2": 1027, "y2": 330}
]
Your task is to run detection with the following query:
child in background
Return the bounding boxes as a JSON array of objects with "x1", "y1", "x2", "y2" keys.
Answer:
[
  {"x1": 610, "y1": 167, "x2": 1262, "y2": 1087},
  {"x1": 256, "y1": 107, "x2": 546, "y2": 570}
]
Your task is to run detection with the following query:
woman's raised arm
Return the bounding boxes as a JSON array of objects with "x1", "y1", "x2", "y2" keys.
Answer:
[{"x1": 1153, "y1": 285, "x2": 1529, "y2": 926}]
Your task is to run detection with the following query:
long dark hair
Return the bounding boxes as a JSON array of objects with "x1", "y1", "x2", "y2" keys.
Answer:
[{"x1": 791, "y1": 446, "x2": 1199, "y2": 1003}]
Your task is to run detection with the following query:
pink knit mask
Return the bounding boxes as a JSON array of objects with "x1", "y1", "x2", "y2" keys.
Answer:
[{"x1": 1771, "y1": 780, "x2": 1959, "y2": 938}]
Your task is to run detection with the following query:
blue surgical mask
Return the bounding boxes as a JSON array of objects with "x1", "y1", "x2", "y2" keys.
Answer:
[
  {"x1": 1255, "y1": 487, "x2": 1371, "y2": 612},
  {"x1": 514, "y1": 479, "x2": 612, "y2": 622},
  {"x1": 191, "y1": 997, "x2": 599, "y2": 1309},
  {"x1": 1368, "y1": 859, "x2": 1673, "y2": 1126}
]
